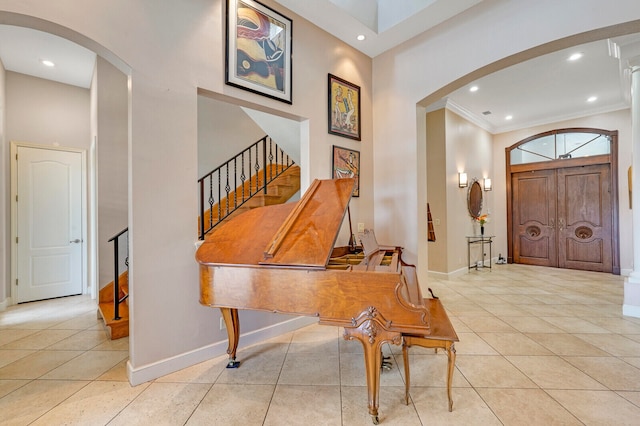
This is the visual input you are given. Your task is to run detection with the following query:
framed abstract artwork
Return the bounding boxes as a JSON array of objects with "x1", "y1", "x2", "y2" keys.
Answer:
[
  {"x1": 225, "y1": 0, "x2": 293, "y2": 104},
  {"x1": 332, "y1": 145, "x2": 360, "y2": 197},
  {"x1": 328, "y1": 74, "x2": 361, "y2": 141}
]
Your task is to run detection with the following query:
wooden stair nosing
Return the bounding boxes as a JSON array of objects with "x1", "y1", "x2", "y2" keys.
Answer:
[
  {"x1": 97, "y1": 271, "x2": 130, "y2": 340},
  {"x1": 99, "y1": 272, "x2": 129, "y2": 303},
  {"x1": 97, "y1": 300, "x2": 129, "y2": 339}
]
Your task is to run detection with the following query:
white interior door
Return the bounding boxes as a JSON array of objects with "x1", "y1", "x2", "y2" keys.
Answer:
[{"x1": 16, "y1": 146, "x2": 83, "y2": 303}]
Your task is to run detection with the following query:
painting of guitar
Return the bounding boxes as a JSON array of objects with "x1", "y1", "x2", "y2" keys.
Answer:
[{"x1": 226, "y1": 0, "x2": 292, "y2": 104}]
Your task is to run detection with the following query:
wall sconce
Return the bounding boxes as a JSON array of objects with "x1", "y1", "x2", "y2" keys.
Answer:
[
  {"x1": 484, "y1": 178, "x2": 492, "y2": 191},
  {"x1": 458, "y1": 172, "x2": 468, "y2": 188}
]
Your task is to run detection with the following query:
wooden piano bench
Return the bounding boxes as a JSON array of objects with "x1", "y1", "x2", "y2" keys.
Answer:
[{"x1": 401, "y1": 297, "x2": 459, "y2": 412}]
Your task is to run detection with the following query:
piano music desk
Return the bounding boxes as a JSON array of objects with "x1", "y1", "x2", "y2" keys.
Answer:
[{"x1": 402, "y1": 298, "x2": 459, "y2": 412}]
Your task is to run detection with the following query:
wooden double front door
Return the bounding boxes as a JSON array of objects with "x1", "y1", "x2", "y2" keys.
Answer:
[{"x1": 511, "y1": 162, "x2": 616, "y2": 273}]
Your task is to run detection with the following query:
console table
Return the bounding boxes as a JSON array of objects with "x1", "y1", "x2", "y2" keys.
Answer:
[{"x1": 466, "y1": 235, "x2": 494, "y2": 270}]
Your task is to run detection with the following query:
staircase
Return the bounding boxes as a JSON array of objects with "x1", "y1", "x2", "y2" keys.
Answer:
[
  {"x1": 202, "y1": 164, "x2": 300, "y2": 233},
  {"x1": 97, "y1": 271, "x2": 129, "y2": 339},
  {"x1": 97, "y1": 161, "x2": 300, "y2": 340},
  {"x1": 198, "y1": 136, "x2": 297, "y2": 239}
]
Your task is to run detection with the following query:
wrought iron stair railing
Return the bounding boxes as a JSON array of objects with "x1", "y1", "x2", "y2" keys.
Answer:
[
  {"x1": 198, "y1": 135, "x2": 295, "y2": 239},
  {"x1": 108, "y1": 227, "x2": 129, "y2": 320}
]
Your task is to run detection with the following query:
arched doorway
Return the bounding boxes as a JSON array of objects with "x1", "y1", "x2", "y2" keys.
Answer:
[
  {"x1": 0, "y1": 16, "x2": 131, "y2": 308},
  {"x1": 506, "y1": 128, "x2": 619, "y2": 274}
]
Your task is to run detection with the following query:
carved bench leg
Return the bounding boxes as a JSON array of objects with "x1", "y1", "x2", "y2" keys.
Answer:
[
  {"x1": 402, "y1": 336, "x2": 456, "y2": 412},
  {"x1": 402, "y1": 339, "x2": 411, "y2": 405},
  {"x1": 445, "y1": 342, "x2": 456, "y2": 412}
]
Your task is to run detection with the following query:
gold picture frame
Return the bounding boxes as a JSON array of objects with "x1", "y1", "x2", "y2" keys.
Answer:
[{"x1": 328, "y1": 74, "x2": 361, "y2": 140}]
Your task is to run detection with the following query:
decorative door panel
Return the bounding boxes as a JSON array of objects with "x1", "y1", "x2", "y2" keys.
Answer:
[
  {"x1": 506, "y1": 128, "x2": 618, "y2": 274},
  {"x1": 557, "y1": 164, "x2": 612, "y2": 272},
  {"x1": 512, "y1": 170, "x2": 557, "y2": 267},
  {"x1": 16, "y1": 146, "x2": 83, "y2": 303}
]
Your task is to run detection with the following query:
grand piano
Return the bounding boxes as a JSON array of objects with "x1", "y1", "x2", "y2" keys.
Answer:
[{"x1": 196, "y1": 178, "x2": 432, "y2": 424}]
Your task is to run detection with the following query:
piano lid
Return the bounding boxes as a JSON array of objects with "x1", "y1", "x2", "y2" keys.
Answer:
[
  {"x1": 260, "y1": 178, "x2": 355, "y2": 268},
  {"x1": 195, "y1": 178, "x2": 355, "y2": 269}
]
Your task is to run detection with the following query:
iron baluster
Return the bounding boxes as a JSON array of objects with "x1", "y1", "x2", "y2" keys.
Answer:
[
  {"x1": 199, "y1": 179, "x2": 205, "y2": 240},
  {"x1": 208, "y1": 177, "x2": 214, "y2": 235},
  {"x1": 113, "y1": 235, "x2": 120, "y2": 320},
  {"x1": 262, "y1": 137, "x2": 268, "y2": 194},
  {"x1": 196, "y1": 135, "x2": 296, "y2": 238},
  {"x1": 233, "y1": 158, "x2": 237, "y2": 209},
  {"x1": 108, "y1": 228, "x2": 128, "y2": 320},
  {"x1": 225, "y1": 165, "x2": 231, "y2": 215},
  {"x1": 240, "y1": 152, "x2": 246, "y2": 202},
  {"x1": 268, "y1": 138, "x2": 274, "y2": 181},
  {"x1": 255, "y1": 142, "x2": 261, "y2": 191},
  {"x1": 249, "y1": 148, "x2": 253, "y2": 197}
]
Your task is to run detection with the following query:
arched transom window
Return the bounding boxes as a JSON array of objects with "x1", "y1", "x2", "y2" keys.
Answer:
[{"x1": 509, "y1": 129, "x2": 611, "y2": 165}]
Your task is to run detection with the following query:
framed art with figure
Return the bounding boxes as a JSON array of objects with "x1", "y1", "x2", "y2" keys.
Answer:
[
  {"x1": 328, "y1": 74, "x2": 361, "y2": 140},
  {"x1": 332, "y1": 145, "x2": 360, "y2": 197},
  {"x1": 225, "y1": 0, "x2": 293, "y2": 104}
]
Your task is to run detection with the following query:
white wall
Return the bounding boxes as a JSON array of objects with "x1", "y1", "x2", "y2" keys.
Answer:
[
  {"x1": 2, "y1": 0, "x2": 637, "y2": 385},
  {"x1": 197, "y1": 96, "x2": 264, "y2": 178},
  {"x1": 426, "y1": 108, "x2": 493, "y2": 275},
  {"x1": 96, "y1": 57, "x2": 128, "y2": 288},
  {"x1": 0, "y1": 58, "x2": 6, "y2": 305},
  {"x1": 373, "y1": 0, "x2": 640, "y2": 286},
  {"x1": 5, "y1": 72, "x2": 90, "y2": 148},
  {"x1": 243, "y1": 107, "x2": 301, "y2": 165},
  {"x1": 445, "y1": 110, "x2": 493, "y2": 273},
  {"x1": 0, "y1": 0, "x2": 373, "y2": 384},
  {"x1": 426, "y1": 109, "x2": 447, "y2": 273}
]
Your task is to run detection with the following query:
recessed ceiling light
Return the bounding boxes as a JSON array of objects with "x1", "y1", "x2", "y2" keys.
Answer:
[
  {"x1": 469, "y1": 85, "x2": 479, "y2": 92},
  {"x1": 356, "y1": 34, "x2": 365, "y2": 41},
  {"x1": 568, "y1": 52, "x2": 583, "y2": 61},
  {"x1": 40, "y1": 59, "x2": 55, "y2": 67},
  {"x1": 505, "y1": 115, "x2": 513, "y2": 120},
  {"x1": 587, "y1": 96, "x2": 598, "y2": 103}
]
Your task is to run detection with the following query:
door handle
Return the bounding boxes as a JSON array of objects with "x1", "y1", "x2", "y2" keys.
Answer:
[
  {"x1": 558, "y1": 218, "x2": 564, "y2": 231},
  {"x1": 70, "y1": 239, "x2": 83, "y2": 244}
]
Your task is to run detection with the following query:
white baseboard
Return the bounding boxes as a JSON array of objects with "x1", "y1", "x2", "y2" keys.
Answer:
[
  {"x1": 127, "y1": 315, "x2": 317, "y2": 386},
  {"x1": 428, "y1": 258, "x2": 502, "y2": 280},
  {"x1": 428, "y1": 266, "x2": 472, "y2": 280},
  {"x1": 0, "y1": 297, "x2": 12, "y2": 312},
  {"x1": 623, "y1": 304, "x2": 640, "y2": 318}
]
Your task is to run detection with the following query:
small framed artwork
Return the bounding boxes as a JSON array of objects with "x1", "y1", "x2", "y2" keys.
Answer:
[
  {"x1": 225, "y1": 0, "x2": 293, "y2": 104},
  {"x1": 332, "y1": 145, "x2": 360, "y2": 197},
  {"x1": 328, "y1": 74, "x2": 361, "y2": 141}
]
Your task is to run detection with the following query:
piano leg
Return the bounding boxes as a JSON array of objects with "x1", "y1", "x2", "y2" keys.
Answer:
[
  {"x1": 343, "y1": 311, "x2": 402, "y2": 425},
  {"x1": 220, "y1": 307, "x2": 240, "y2": 368}
]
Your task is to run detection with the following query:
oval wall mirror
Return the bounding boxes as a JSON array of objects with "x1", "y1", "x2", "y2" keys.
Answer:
[{"x1": 468, "y1": 179, "x2": 483, "y2": 218}]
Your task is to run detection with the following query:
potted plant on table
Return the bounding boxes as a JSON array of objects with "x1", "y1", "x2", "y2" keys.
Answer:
[{"x1": 475, "y1": 213, "x2": 489, "y2": 236}]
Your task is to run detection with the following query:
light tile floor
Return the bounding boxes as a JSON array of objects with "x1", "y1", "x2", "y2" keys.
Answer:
[{"x1": 2, "y1": 264, "x2": 640, "y2": 425}]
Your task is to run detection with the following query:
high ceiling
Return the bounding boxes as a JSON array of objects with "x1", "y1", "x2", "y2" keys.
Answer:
[
  {"x1": 275, "y1": 0, "x2": 483, "y2": 58},
  {"x1": 0, "y1": 1, "x2": 636, "y2": 134},
  {"x1": 0, "y1": 25, "x2": 95, "y2": 89},
  {"x1": 279, "y1": 0, "x2": 636, "y2": 133}
]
